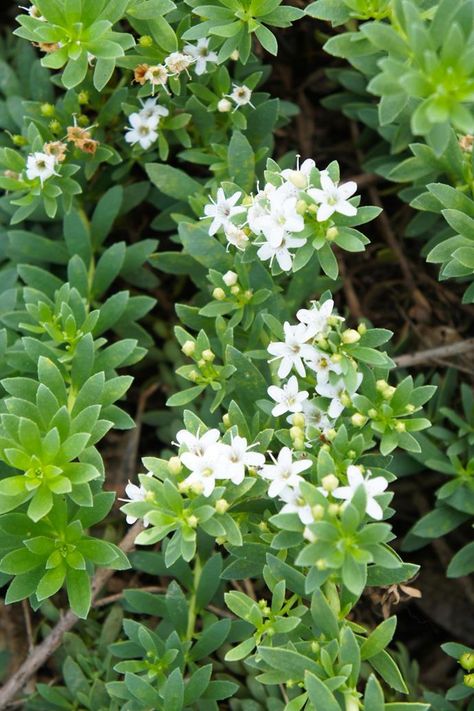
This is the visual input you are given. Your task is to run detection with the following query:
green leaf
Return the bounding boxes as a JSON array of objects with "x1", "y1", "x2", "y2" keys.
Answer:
[
  {"x1": 227, "y1": 131, "x2": 255, "y2": 192},
  {"x1": 361, "y1": 616, "x2": 397, "y2": 660},
  {"x1": 305, "y1": 672, "x2": 341, "y2": 711},
  {"x1": 145, "y1": 163, "x2": 201, "y2": 200}
]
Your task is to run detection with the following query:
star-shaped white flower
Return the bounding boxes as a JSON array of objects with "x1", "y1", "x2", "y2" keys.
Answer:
[
  {"x1": 176, "y1": 428, "x2": 221, "y2": 471},
  {"x1": 316, "y1": 373, "x2": 362, "y2": 419},
  {"x1": 120, "y1": 473, "x2": 153, "y2": 526},
  {"x1": 257, "y1": 233, "x2": 306, "y2": 272},
  {"x1": 256, "y1": 193, "x2": 305, "y2": 245},
  {"x1": 333, "y1": 465, "x2": 388, "y2": 520},
  {"x1": 216, "y1": 436, "x2": 265, "y2": 485},
  {"x1": 184, "y1": 38, "x2": 218, "y2": 75},
  {"x1": 125, "y1": 112, "x2": 159, "y2": 150},
  {"x1": 182, "y1": 449, "x2": 222, "y2": 497},
  {"x1": 268, "y1": 322, "x2": 316, "y2": 378},
  {"x1": 268, "y1": 375, "x2": 309, "y2": 417},
  {"x1": 308, "y1": 172, "x2": 357, "y2": 222},
  {"x1": 281, "y1": 157, "x2": 315, "y2": 192},
  {"x1": 260, "y1": 447, "x2": 312, "y2": 498},
  {"x1": 203, "y1": 188, "x2": 245, "y2": 236},
  {"x1": 26, "y1": 152, "x2": 57, "y2": 185},
  {"x1": 296, "y1": 299, "x2": 334, "y2": 339},
  {"x1": 138, "y1": 98, "x2": 169, "y2": 123},
  {"x1": 279, "y1": 484, "x2": 314, "y2": 525},
  {"x1": 304, "y1": 347, "x2": 342, "y2": 384}
]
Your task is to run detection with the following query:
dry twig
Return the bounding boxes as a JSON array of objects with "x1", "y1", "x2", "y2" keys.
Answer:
[{"x1": 394, "y1": 338, "x2": 474, "y2": 368}]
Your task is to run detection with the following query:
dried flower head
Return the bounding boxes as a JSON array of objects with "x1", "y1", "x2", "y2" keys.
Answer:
[
  {"x1": 44, "y1": 141, "x2": 67, "y2": 163},
  {"x1": 133, "y1": 63, "x2": 150, "y2": 85}
]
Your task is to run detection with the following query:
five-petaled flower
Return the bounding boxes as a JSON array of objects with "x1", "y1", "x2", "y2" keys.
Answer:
[
  {"x1": 333, "y1": 465, "x2": 388, "y2": 520},
  {"x1": 308, "y1": 172, "x2": 357, "y2": 222}
]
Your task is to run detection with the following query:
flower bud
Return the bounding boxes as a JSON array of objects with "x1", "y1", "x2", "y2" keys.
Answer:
[
  {"x1": 316, "y1": 558, "x2": 327, "y2": 570},
  {"x1": 322, "y1": 474, "x2": 339, "y2": 492},
  {"x1": 168, "y1": 456, "x2": 182, "y2": 474},
  {"x1": 230, "y1": 49, "x2": 240, "y2": 60},
  {"x1": 187, "y1": 514, "x2": 199, "y2": 528},
  {"x1": 464, "y1": 673, "x2": 474, "y2": 688},
  {"x1": 347, "y1": 450, "x2": 356, "y2": 459},
  {"x1": 382, "y1": 385, "x2": 395, "y2": 400},
  {"x1": 230, "y1": 285, "x2": 240, "y2": 295},
  {"x1": 202, "y1": 349, "x2": 215, "y2": 362},
  {"x1": 223, "y1": 270, "x2": 238, "y2": 286},
  {"x1": 222, "y1": 413, "x2": 231, "y2": 428},
  {"x1": 40, "y1": 102, "x2": 55, "y2": 117},
  {"x1": 258, "y1": 520, "x2": 268, "y2": 531},
  {"x1": 357, "y1": 322, "x2": 367, "y2": 335},
  {"x1": 303, "y1": 526, "x2": 317, "y2": 542},
  {"x1": 326, "y1": 429, "x2": 337, "y2": 441},
  {"x1": 368, "y1": 408, "x2": 378, "y2": 418},
  {"x1": 181, "y1": 340, "x2": 195, "y2": 357},
  {"x1": 217, "y1": 98, "x2": 232, "y2": 112},
  {"x1": 139, "y1": 34, "x2": 153, "y2": 47},
  {"x1": 311, "y1": 641, "x2": 320, "y2": 653},
  {"x1": 213, "y1": 287, "x2": 226, "y2": 301},
  {"x1": 78, "y1": 91, "x2": 89, "y2": 105},
  {"x1": 287, "y1": 171, "x2": 307, "y2": 189},
  {"x1": 244, "y1": 289, "x2": 253, "y2": 300},
  {"x1": 312, "y1": 504, "x2": 325, "y2": 520},
  {"x1": 77, "y1": 114, "x2": 89, "y2": 127},
  {"x1": 216, "y1": 536, "x2": 226, "y2": 545},
  {"x1": 12, "y1": 134, "x2": 27, "y2": 146},
  {"x1": 49, "y1": 119, "x2": 61, "y2": 134},
  {"x1": 405, "y1": 403, "x2": 415, "y2": 413},
  {"x1": 178, "y1": 481, "x2": 188, "y2": 492},
  {"x1": 290, "y1": 426, "x2": 302, "y2": 440},
  {"x1": 188, "y1": 369, "x2": 199, "y2": 382},
  {"x1": 328, "y1": 503, "x2": 340, "y2": 517},
  {"x1": 215, "y1": 498, "x2": 229, "y2": 514},
  {"x1": 394, "y1": 420, "x2": 406, "y2": 432},
  {"x1": 345, "y1": 694, "x2": 360, "y2": 711},
  {"x1": 376, "y1": 379, "x2": 388, "y2": 392},
  {"x1": 460, "y1": 652, "x2": 474, "y2": 671},
  {"x1": 351, "y1": 413, "x2": 367, "y2": 427},
  {"x1": 293, "y1": 413, "x2": 305, "y2": 428},
  {"x1": 342, "y1": 329, "x2": 361, "y2": 344},
  {"x1": 326, "y1": 226, "x2": 338, "y2": 241},
  {"x1": 340, "y1": 392, "x2": 351, "y2": 407},
  {"x1": 198, "y1": 359, "x2": 205, "y2": 367},
  {"x1": 331, "y1": 353, "x2": 342, "y2": 363},
  {"x1": 296, "y1": 199, "x2": 307, "y2": 214},
  {"x1": 293, "y1": 436, "x2": 305, "y2": 451}
]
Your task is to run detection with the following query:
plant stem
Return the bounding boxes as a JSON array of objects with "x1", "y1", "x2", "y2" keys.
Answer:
[{"x1": 186, "y1": 555, "x2": 202, "y2": 641}]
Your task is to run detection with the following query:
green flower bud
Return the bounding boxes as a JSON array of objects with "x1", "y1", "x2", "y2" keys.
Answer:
[
  {"x1": 213, "y1": 287, "x2": 226, "y2": 301},
  {"x1": 168, "y1": 456, "x2": 182, "y2": 474},
  {"x1": 78, "y1": 91, "x2": 89, "y2": 105},
  {"x1": 222, "y1": 413, "x2": 231, "y2": 428},
  {"x1": 181, "y1": 340, "x2": 196, "y2": 357},
  {"x1": 357, "y1": 322, "x2": 367, "y2": 335},
  {"x1": 464, "y1": 673, "x2": 474, "y2": 688},
  {"x1": 49, "y1": 119, "x2": 61, "y2": 134},
  {"x1": 326, "y1": 226, "x2": 338, "y2": 240},
  {"x1": 230, "y1": 285, "x2": 240, "y2": 295},
  {"x1": 139, "y1": 35, "x2": 153, "y2": 47},
  {"x1": 322, "y1": 474, "x2": 339, "y2": 492},
  {"x1": 293, "y1": 413, "x2": 305, "y2": 428},
  {"x1": 460, "y1": 652, "x2": 474, "y2": 671},
  {"x1": 223, "y1": 270, "x2": 238, "y2": 286},
  {"x1": 202, "y1": 349, "x2": 215, "y2": 362},
  {"x1": 12, "y1": 134, "x2": 27, "y2": 146},
  {"x1": 40, "y1": 102, "x2": 55, "y2": 117},
  {"x1": 394, "y1": 420, "x2": 406, "y2": 432},
  {"x1": 311, "y1": 504, "x2": 325, "y2": 520},
  {"x1": 368, "y1": 408, "x2": 378, "y2": 418},
  {"x1": 351, "y1": 413, "x2": 367, "y2": 427},
  {"x1": 215, "y1": 498, "x2": 229, "y2": 514},
  {"x1": 342, "y1": 328, "x2": 361, "y2": 344}
]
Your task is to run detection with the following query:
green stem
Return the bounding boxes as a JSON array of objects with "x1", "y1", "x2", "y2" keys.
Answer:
[{"x1": 186, "y1": 556, "x2": 202, "y2": 641}]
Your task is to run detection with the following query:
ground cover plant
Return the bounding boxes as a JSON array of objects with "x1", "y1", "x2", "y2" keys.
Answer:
[{"x1": 0, "y1": 0, "x2": 473, "y2": 709}]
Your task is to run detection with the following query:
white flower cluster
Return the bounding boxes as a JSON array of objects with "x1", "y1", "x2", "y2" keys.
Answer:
[
  {"x1": 267, "y1": 299, "x2": 362, "y2": 433},
  {"x1": 25, "y1": 151, "x2": 58, "y2": 185},
  {"x1": 174, "y1": 428, "x2": 265, "y2": 497},
  {"x1": 125, "y1": 98, "x2": 169, "y2": 150},
  {"x1": 203, "y1": 158, "x2": 358, "y2": 271}
]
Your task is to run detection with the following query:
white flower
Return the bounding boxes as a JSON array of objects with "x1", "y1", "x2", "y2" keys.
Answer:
[
  {"x1": 229, "y1": 84, "x2": 253, "y2": 108},
  {"x1": 298, "y1": 399, "x2": 334, "y2": 435},
  {"x1": 281, "y1": 157, "x2": 315, "y2": 191},
  {"x1": 165, "y1": 51, "x2": 194, "y2": 75},
  {"x1": 296, "y1": 299, "x2": 334, "y2": 339},
  {"x1": 247, "y1": 197, "x2": 268, "y2": 235},
  {"x1": 20, "y1": 4, "x2": 45, "y2": 20},
  {"x1": 144, "y1": 64, "x2": 169, "y2": 94},
  {"x1": 138, "y1": 98, "x2": 169, "y2": 123},
  {"x1": 333, "y1": 465, "x2": 388, "y2": 520},
  {"x1": 268, "y1": 375, "x2": 309, "y2": 417},
  {"x1": 307, "y1": 172, "x2": 357, "y2": 222},
  {"x1": 224, "y1": 223, "x2": 249, "y2": 250},
  {"x1": 184, "y1": 38, "x2": 218, "y2": 75},
  {"x1": 182, "y1": 449, "x2": 222, "y2": 497},
  {"x1": 304, "y1": 348, "x2": 342, "y2": 384},
  {"x1": 256, "y1": 232, "x2": 306, "y2": 272},
  {"x1": 256, "y1": 194, "x2": 305, "y2": 245},
  {"x1": 316, "y1": 373, "x2": 363, "y2": 419},
  {"x1": 25, "y1": 152, "x2": 57, "y2": 184},
  {"x1": 216, "y1": 436, "x2": 265, "y2": 485},
  {"x1": 260, "y1": 447, "x2": 312, "y2": 498},
  {"x1": 175, "y1": 428, "x2": 221, "y2": 463},
  {"x1": 120, "y1": 473, "x2": 153, "y2": 526},
  {"x1": 267, "y1": 322, "x2": 316, "y2": 378},
  {"x1": 279, "y1": 484, "x2": 314, "y2": 525},
  {"x1": 125, "y1": 113, "x2": 159, "y2": 150},
  {"x1": 203, "y1": 188, "x2": 245, "y2": 236}
]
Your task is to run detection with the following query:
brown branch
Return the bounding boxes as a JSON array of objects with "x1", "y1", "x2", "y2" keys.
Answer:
[
  {"x1": 0, "y1": 521, "x2": 143, "y2": 709},
  {"x1": 394, "y1": 338, "x2": 474, "y2": 368}
]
